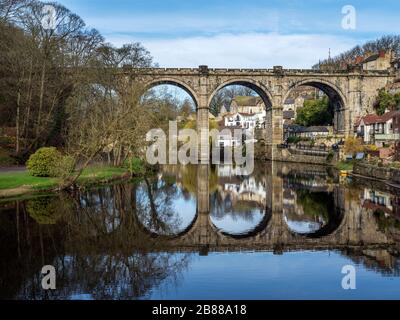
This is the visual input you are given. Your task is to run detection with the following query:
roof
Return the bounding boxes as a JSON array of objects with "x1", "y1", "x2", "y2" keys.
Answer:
[
  {"x1": 232, "y1": 96, "x2": 263, "y2": 107},
  {"x1": 357, "y1": 111, "x2": 400, "y2": 126},
  {"x1": 223, "y1": 112, "x2": 257, "y2": 118},
  {"x1": 283, "y1": 110, "x2": 295, "y2": 119},
  {"x1": 284, "y1": 98, "x2": 295, "y2": 105},
  {"x1": 285, "y1": 124, "x2": 305, "y2": 133},
  {"x1": 303, "y1": 126, "x2": 329, "y2": 133},
  {"x1": 363, "y1": 53, "x2": 381, "y2": 64},
  {"x1": 287, "y1": 125, "x2": 329, "y2": 133}
]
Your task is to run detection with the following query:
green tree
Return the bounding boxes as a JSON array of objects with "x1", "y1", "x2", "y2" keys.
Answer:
[
  {"x1": 295, "y1": 96, "x2": 333, "y2": 126},
  {"x1": 374, "y1": 89, "x2": 400, "y2": 115}
]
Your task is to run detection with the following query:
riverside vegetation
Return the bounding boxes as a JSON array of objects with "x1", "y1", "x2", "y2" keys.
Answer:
[{"x1": 0, "y1": 147, "x2": 156, "y2": 199}]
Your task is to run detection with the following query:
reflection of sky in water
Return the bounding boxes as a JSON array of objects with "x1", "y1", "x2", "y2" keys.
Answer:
[
  {"x1": 211, "y1": 211, "x2": 265, "y2": 235},
  {"x1": 70, "y1": 294, "x2": 94, "y2": 300},
  {"x1": 173, "y1": 194, "x2": 197, "y2": 231},
  {"x1": 137, "y1": 180, "x2": 197, "y2": 234},
  {"x1": 285, "y1": 219, "x2": 324, "y2": 234},
  {"x1": 147, "y1": 251, "x2": 400, "y2": 300}
]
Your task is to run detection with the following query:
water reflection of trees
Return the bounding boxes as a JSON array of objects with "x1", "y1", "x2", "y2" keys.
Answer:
[
  {"x1": 17, "y1": 253, "x2": 190, "y2": 300},
  {"x1": 0, "y1": 183, "x2": 191, "y2": 300},
  {"x1": 136, "y1": 178, "x2": 182, "y2": 235}
]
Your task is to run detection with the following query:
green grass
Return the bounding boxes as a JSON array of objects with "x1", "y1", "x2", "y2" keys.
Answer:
[
  {"x1": 77, "y1": 166, "x2": 128, "y2": 183},
  {"x1": 0, "y1": 171, "x2": 58, "y2": 190},
  {"x1": 0, "y1": 166, "x2": 129, "y2": 191},
  {"x1": 336, "y1": 161, "x2": 354, "y2": 171}
]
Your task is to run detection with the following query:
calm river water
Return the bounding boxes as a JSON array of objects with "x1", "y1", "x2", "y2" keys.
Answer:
[{"x1": 1, "y1": 162, "x2": 400, "y2": 300}]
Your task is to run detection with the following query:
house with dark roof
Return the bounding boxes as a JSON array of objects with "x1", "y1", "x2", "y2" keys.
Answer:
[
  {"x1": 230, "y1": 96, "x2": 265, "y2": 114},
  {"x1": 283, "y1": 110, "x2": 296, "y2": 125},
  {"x1": 355, "y1": 110, "x2": 400, "y2": 146},
  {"x1": 298, "y1": 126, "x2": 330, "y2": 139},
  {"x1": 284, "y1": 124, "x2": 330, "y2": 140},
  {"x1": 355, "y1": 50, "x2": 394, "y2": 71}
]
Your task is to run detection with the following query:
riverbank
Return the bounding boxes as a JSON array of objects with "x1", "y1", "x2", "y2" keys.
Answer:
[
  {"x1": 0, "y1": 166, "x2": 131, "y2": 199},
  {"x1": 352, "y1": 162, "x2": 400, "y2": 190}
]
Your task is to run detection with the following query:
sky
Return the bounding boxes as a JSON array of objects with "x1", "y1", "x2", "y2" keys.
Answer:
[{"x1": 57, "y1": 0, "x2": 400, "y2": 69}]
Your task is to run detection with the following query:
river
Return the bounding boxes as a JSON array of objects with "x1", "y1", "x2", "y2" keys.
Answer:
[{"x1": 1, "y1": 162, "x2": 400, "y2": 300}]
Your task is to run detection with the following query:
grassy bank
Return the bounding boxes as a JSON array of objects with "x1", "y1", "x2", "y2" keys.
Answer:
[
  {"x1": 336, "y1": 161, "x2": 354, "y2": 171},
  {"x1": 0, "y1": 166, "x2": 130, "y2": 198}
]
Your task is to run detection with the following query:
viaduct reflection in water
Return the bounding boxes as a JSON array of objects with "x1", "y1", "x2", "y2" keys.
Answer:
[{"x1": 1, "y1": 162, "x2": 400, "y2": 299}]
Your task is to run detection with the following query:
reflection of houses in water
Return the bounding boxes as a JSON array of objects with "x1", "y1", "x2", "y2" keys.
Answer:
[
  {"x1": 284, "y1": 175, "x2": 332, "y2": 192},
  {"x1": 216, "y1": 176, "x2": 267, "y2": 213},
  {"x1": 217, "y1": 165, "x2": 254, "y2": 177},
  {"x1": 344, "y1": 249, "x2": 400, "y2": 276},
  {"x1": 363, "y1": 189, "x2": 394, "y2": 215}
]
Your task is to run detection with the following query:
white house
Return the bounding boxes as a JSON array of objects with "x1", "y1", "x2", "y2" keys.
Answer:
[
  {"x1": 224, "y1": 111, "x2": 266, "y2": 130},
  {"x1": 355, "y1": 111, "x2": 400, "y2": 146}
]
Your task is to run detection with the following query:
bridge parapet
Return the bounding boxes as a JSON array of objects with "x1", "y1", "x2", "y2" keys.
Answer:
[{"x1": 127, "y1": 66, "x2": 393, "y2": 77}]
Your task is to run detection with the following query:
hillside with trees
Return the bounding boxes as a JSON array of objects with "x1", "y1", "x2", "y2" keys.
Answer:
[{"x1": 313, "y1": 35, "x2": 400, "y2": 70}]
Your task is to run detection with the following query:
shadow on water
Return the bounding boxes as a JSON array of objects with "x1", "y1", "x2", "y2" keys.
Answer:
[{"x1": 1, "y1": 161, "x2": 400, "y2": 299}]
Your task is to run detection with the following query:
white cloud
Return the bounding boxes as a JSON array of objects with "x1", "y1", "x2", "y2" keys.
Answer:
[{"x1": 107, "y1": 32, "x2": 357, "y2": 69}]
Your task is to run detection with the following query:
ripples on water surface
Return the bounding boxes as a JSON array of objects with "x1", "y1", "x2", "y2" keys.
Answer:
[{"x1": 1, "y1": 162, "x2": 400, "y2": 300}]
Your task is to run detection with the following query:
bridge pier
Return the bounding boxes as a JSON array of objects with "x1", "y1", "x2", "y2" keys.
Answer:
[
  {"x1": 197, "y1": 68, "x2": 210, "y2": 164},
  {"x1": 197, "y1": 165, "x2": 209, "y2": 214},
  {"x1": 265, "y1": 105, "x2": 284, "y2": 160}
]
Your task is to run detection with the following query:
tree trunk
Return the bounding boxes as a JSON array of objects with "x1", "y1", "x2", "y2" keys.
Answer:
[
  {"x1": 16, "y1": 90, "x2": 21, "y2": 153},
  {"x1": 22, "y1": 58, "x2": 33, "y2": 147},
  {"x1": 36, "y1": 61, "x2": 46, "y2": 142}
]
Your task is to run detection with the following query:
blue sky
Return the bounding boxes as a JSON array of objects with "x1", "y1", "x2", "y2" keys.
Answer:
[{"x1": 57, "y1": 0, "x2": 400, "y2": 68}]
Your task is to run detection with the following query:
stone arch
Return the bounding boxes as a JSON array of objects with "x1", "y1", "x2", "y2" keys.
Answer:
[
  {"x1": 208, "y1": 78, "x2": 274, "y2": 109},
  {"x1": 283, "y1": 78, "x2": 347, "y2": 105},
  {"x1": 143, "y1": 77, "x2": 199, "y2": 108},
  {"x1": 283, "y1": 78, "x2": 348, "y2": 133}
]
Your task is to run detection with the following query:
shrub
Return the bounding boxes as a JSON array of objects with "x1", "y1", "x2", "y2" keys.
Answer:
[
  {"x1": 365, "y1": 144, "x2": 379, "y2": 152},
  {"x1": 287, "y1": 136, "x2": 301, "y2": 144},
  {"x1": 51, "y1": 155, "x2": 75, "y2": 179},
  {"x1": 123, "y1": 157, "x2": 146, "y2": 175},
  {"x1": 344, "y1": 137, "x2": 364, "y2": 156},
  {"x1": 26, "y1": 147, "x2": 62, "y2": 177},
  {"x1": 123, "y1": 157, "x2": 157, "y2": 176}
]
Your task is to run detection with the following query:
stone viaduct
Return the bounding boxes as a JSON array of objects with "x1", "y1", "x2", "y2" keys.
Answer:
[{"x1": 131, "y1": 66, "x2": 395, "y2": 161}]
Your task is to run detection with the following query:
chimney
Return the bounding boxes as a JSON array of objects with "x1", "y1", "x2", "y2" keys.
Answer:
[
  {"x1": 355, "y1": 56, "x2": 363, "y2": 64},
  {"x1": 379, "y1": 50, "x2": 386, "y2": 58}
]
